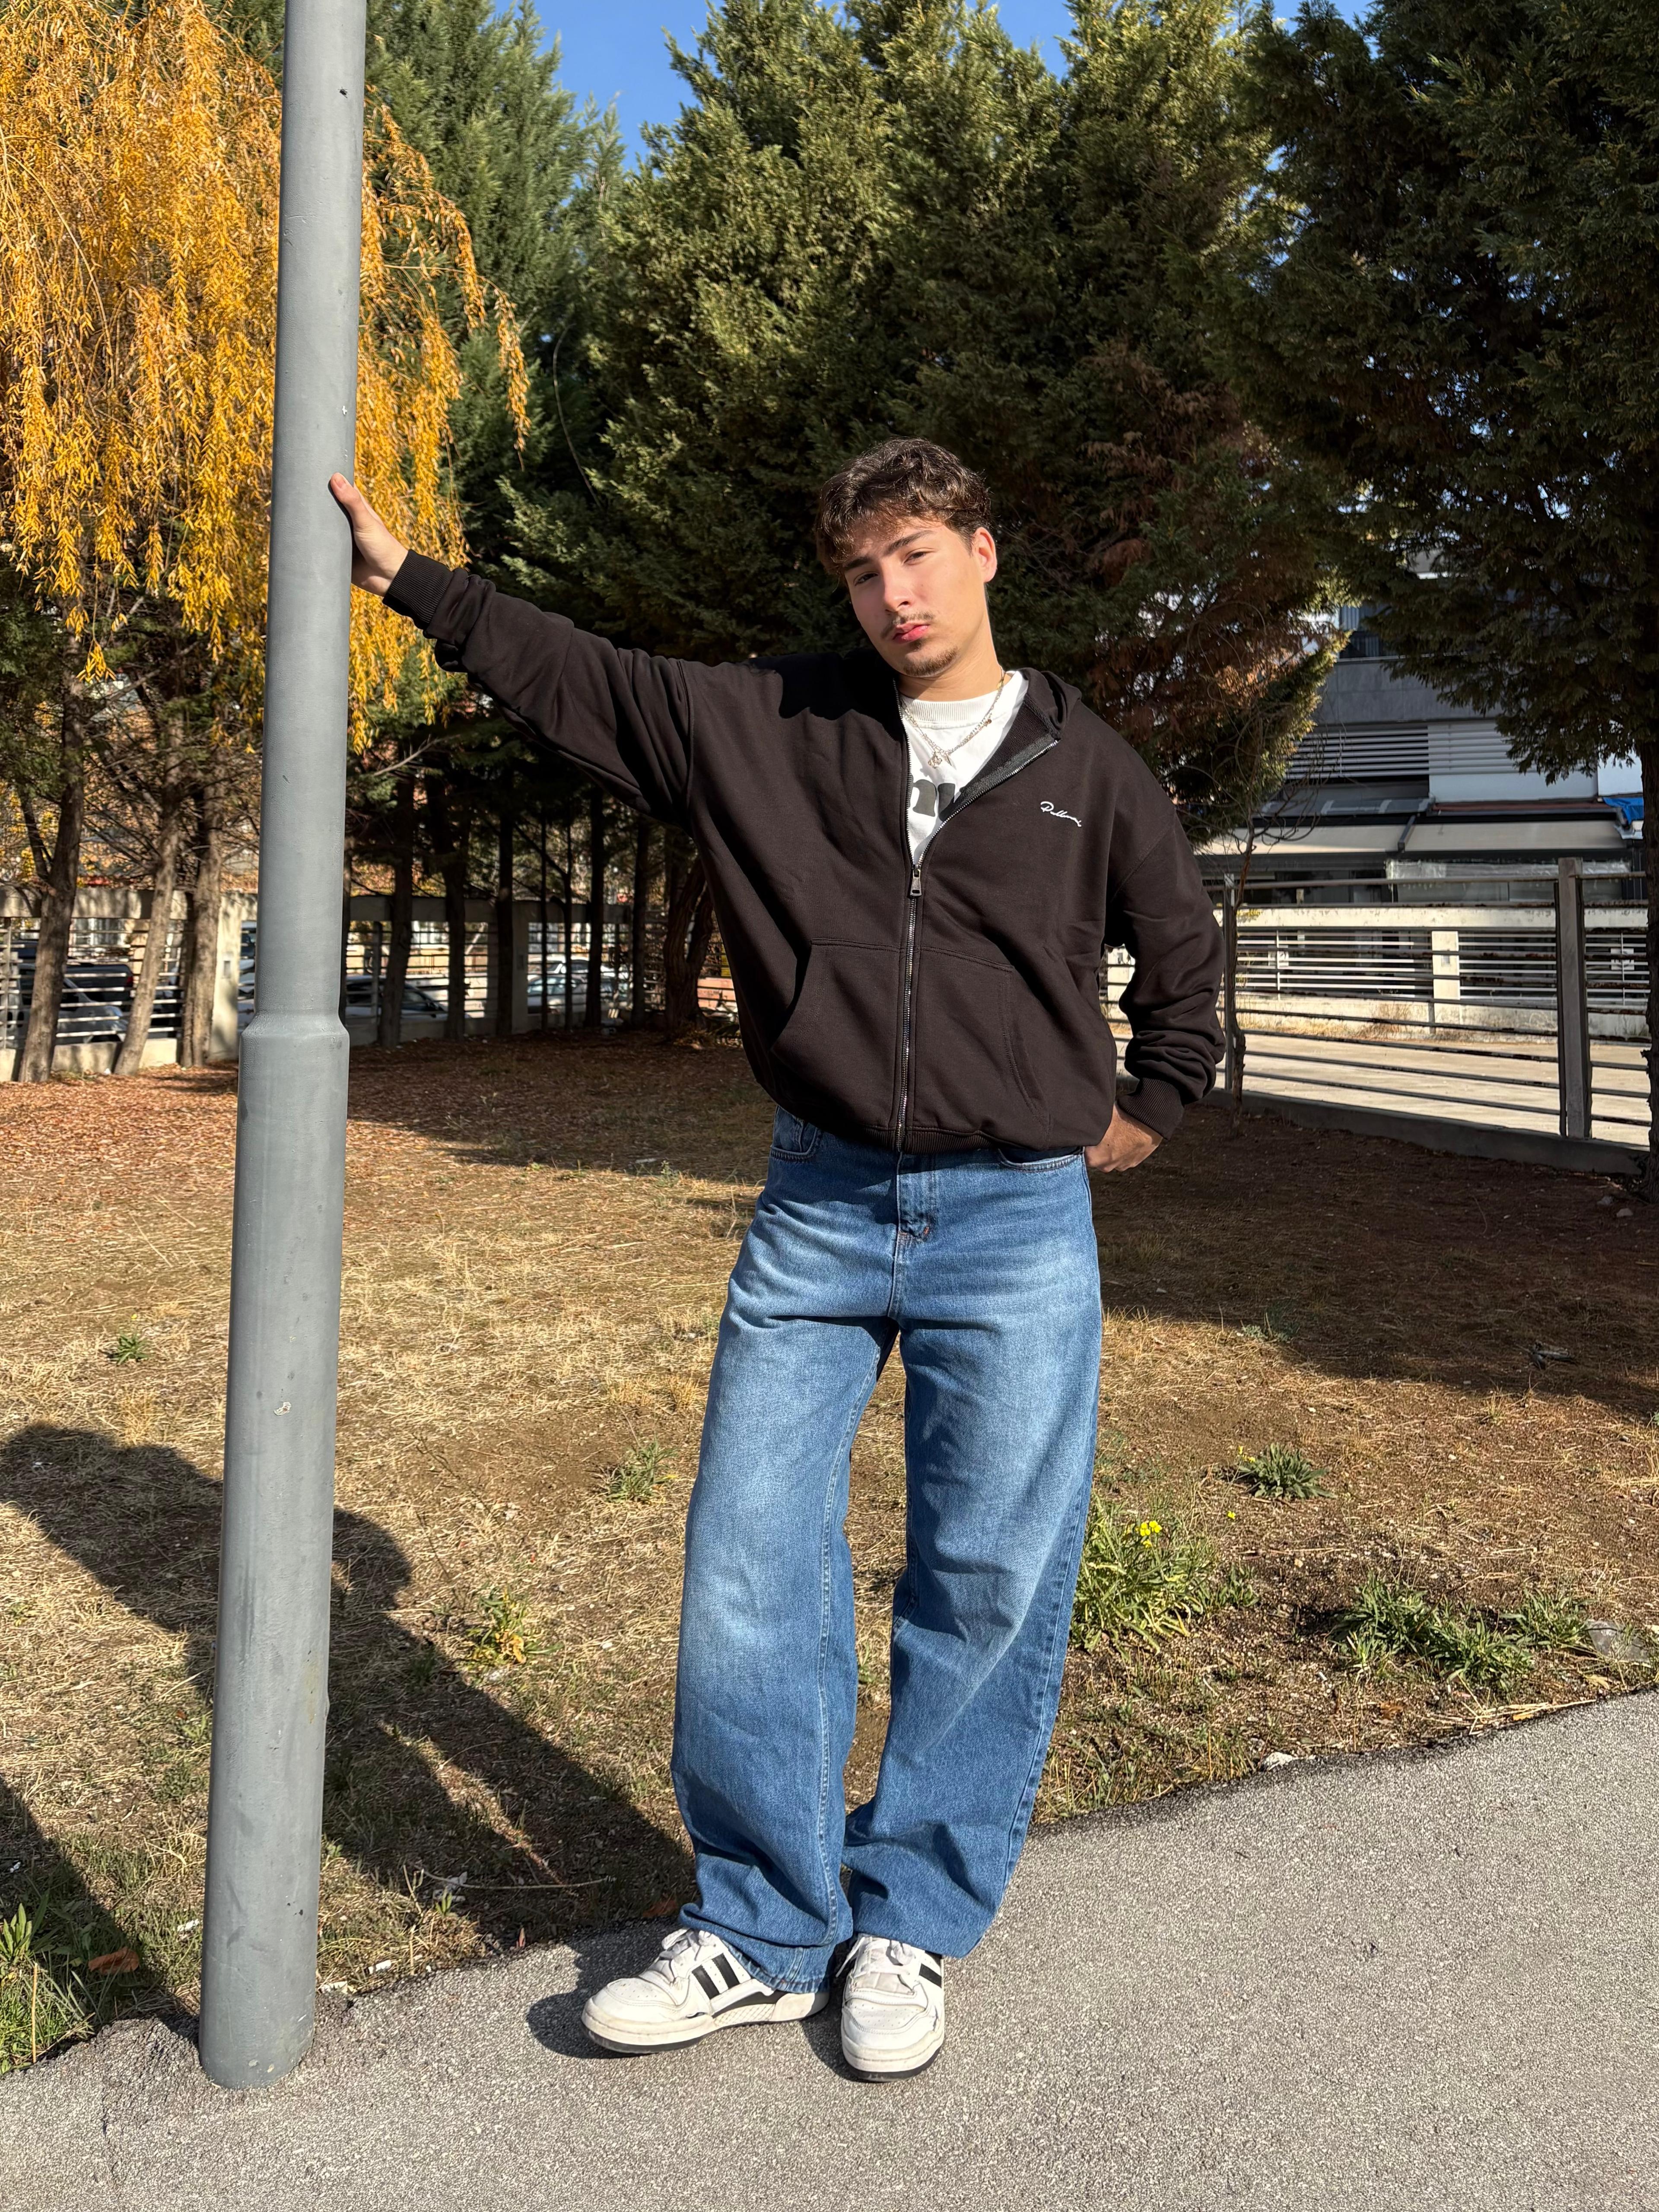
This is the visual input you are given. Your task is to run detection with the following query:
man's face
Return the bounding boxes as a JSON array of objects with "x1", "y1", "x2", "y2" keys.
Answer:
[{"x1": 842, "y1": 513, "x2": 998, "y2": 685}]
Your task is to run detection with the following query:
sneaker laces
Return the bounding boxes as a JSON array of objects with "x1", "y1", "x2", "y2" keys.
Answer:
[
  {"x1": 641, "y1": 1929, "x2": 761, "y2": 1999},
  {"x1": 844, "y1": 1936, "x2": 933, "y2": 2010},
  {"x1": 641, "y1": 1926, "x2": 748, "y2": 1996}
]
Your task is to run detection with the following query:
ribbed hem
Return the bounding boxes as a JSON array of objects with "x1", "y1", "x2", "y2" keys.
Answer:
[
  {"x1": 1117, "y1": 1077, "x2": 1184, "y2": 1141},
  {"x1": 384, "y1": 548, "x2": 454, "y2": 631}
]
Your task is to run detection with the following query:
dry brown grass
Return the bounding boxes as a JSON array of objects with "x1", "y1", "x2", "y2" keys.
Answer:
[{"x1": 2, "y1": 1032, "x2": 1656, "y2": 2069}]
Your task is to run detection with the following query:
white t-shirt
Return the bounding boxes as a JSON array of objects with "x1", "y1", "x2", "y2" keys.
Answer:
[{"x1": 899, "y1": 673, "x2": 1029, "y2": 860}]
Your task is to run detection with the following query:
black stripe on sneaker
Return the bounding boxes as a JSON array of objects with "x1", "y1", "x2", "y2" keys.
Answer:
[
  {"x1": 715, "y1": 1953, "x2": 742, "y2": 1990},
  {"x1": 693, "y1": 1965, "x2": 721, "y2": 2000},
  {"x1": 919, "y1": 1962, "x2": 943, "y2": 1986}
]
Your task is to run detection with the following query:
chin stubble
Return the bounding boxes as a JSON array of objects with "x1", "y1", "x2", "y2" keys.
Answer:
[{"x1": 898, "y1": 642, "x2": 959, "y2": 680}]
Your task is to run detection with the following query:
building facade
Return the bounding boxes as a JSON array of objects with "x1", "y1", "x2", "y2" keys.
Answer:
[{"x1": 1203, "y1": 617, "x2": 1646, "y2": 903}]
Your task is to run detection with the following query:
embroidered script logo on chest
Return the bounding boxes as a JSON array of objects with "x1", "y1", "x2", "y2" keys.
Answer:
[{"x1": 1040, "y1": 800, "x2": 1083, "y2": 828}]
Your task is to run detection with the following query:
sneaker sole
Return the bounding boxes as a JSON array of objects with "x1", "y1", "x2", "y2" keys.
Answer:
[
  {"x1": 583, "y1": 1986, "x2": 827, "y2": 2055},
  {"x1": 842, "y1": 2021, "x2": 946, "y2": 2081}
]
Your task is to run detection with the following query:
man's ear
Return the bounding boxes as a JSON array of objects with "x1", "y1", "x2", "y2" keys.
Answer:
[{"x1": 974, "y1": 527, "x2": 998, "y2": 584}]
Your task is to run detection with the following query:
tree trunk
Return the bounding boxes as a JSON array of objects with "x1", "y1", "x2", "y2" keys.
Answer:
[
  {"x1": 18, "y1": 790, "x2": 50, "y2": 884},
  {"x1": 584, "y1": 784, "x2": 606, "y2": 1030},
  {"x1": 630, "y1": 816, "x2": 653, "y2": 1027},
  {"x1": 662, "y1": 851, "x2": 714, "y2": 1036},
  {"x1": 16, "y1": 759, "x2": 85, "y2": 1083},
  {"x1": 425, "y1": 768, "x2": 471, "y2": 1040},
  {"x1": 562, "y1": 802, "x2": 575, "y2": 1030},
  {"x1": 113, "y1": 776, "x2": 188, "y2": 1077},
  {"x1": 1639, "y1": 737, "x2": 1658, "y2": 1198},
  {"x1": 178, "y1": 776, "x2": 227, "y2": 1068},
  {"x1": 494, "y1": 795, "x2": 517, "y2": 1039},
  {"x1": 377, "y1": 768, "x2": 417, "y2": 1051}
]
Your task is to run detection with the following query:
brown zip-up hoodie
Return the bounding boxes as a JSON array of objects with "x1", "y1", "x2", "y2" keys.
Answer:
[{"x1": 387, "y1": 553, "x2": 1224, "y2": 1152}]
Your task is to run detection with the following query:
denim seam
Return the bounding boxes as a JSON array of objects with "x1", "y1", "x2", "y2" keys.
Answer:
[
  {"x1": 769, "y1": 1107, "x2": 823, "y2": 1163},
  {"x1": 815, "y1": 1359, "x2": 878, "y2": 1939},
  {"x1": 996, "y1": 1411, "x2": 1099, "y2": 1894},
  {"x1": 771, "y1": 1137, "x2": 822, "y2": 1163}
]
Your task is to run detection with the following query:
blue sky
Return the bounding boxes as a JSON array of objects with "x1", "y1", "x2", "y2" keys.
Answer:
[{"x1": 544, "y1": 2, "x2": 1367, "y2": 151}]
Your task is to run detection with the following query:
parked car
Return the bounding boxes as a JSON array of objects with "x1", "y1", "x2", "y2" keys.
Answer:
[
  {"x1": 341, "y1": 975, "x2": 447, "y2": 1021},
  {"x1": 13, "y1": 952, "x2": 132, "y2": 1042},
  {"x1": 527, "y1": 960, "x2": 624, "y2": 1013},
  {"x1": 238, "y1": 961, "x2": 447, "y2": 1027}
]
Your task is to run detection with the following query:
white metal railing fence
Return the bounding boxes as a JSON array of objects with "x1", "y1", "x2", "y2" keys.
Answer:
[
  {"x1": 332, "y1": 900, "x2": 638, "y2": 1029},
  {"x1": 1226, "y1": 912, "x2": 1649, "y2": 1026},
  {"x1": 1, "y1": 905, "x2": 184, "y2": 1054},
  {"x1": 9, "y1": 872, "x2": 1652, "y2": 1157},
  {"x1": 3, "y1": 886, "x2": 731, "y2": 1074}
]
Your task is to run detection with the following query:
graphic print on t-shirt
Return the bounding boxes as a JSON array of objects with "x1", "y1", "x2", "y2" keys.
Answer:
[{"x1": 899, "y1": 674, "x2": 1029, "y2": 861}]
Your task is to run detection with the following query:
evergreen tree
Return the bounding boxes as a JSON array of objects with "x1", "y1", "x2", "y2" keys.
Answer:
[
  {"x1": 1236, "y1": 0, "x2": 1659, "y2": 1182},
  {"x1": 509, "y1": 0, "x2": 1329, "y2": 836}
]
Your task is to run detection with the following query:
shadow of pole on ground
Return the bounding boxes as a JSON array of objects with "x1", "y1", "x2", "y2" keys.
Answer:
[{"x1": 0, "y1": 1423, "x2": 692, "y2": 2057}]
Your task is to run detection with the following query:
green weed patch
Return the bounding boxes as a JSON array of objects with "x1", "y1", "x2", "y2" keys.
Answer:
[{"x1": 1332, "y1": 1576, "x2": 1586, "y2": 1690}]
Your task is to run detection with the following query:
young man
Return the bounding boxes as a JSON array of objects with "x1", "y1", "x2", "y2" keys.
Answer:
[{"x1": 333, "y1": 440, "x2": 1222, "y2": 2079}]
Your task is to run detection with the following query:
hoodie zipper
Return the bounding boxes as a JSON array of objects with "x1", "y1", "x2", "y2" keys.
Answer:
[{"x1": 893, "y1": 716, "x2": 1061, "y2": 1151}]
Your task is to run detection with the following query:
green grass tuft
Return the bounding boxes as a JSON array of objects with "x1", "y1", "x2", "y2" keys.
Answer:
[
  {"x1": 1234, "y1": 1444, "x2": 1326, "y2": 1499},
  {"x1": 0, "y1": 1897, "x2": 140, "y2": 2074},
  {"x1": 1215, "y1": 1563, "x2": 1258, "y2": 1610},
  {"x1": 1332, "y1": 1576, "x2": 1587, "y2": 1691},
  {"x1": 1071, "y1": 1505, "x2": 1224, "y2": 1651},
  {"x1": 464, "y1": 1587, "x2": 536, "y2": 1673},
  {"x1": 1501, "y1": 1587, "x2": 1588, "y2": 1653},
  {"x1": 604, "y1": 1440, "x2": 675, "y2": 1503}
]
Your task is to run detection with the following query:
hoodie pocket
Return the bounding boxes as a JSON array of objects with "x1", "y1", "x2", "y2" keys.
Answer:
[
  {"x1": 909, "y1": 949, "x2": 1048, "y2": 1142},
  {"x1": 767, "y1": 941, "x2": 900, "y2": 1136}
]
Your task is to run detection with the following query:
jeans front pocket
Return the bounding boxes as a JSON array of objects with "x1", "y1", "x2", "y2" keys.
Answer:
[
  {"x1": 769, "y1": 1107, "x2": 823, "y2": 1162},
  {"x1": 991, "y1": 1142, "x2": 1084, "y2": 1173}
]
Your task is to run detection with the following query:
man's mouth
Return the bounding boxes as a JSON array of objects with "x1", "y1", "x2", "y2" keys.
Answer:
[{"x1": 890, "y1": 619, "x2": 931, "y2": 645}]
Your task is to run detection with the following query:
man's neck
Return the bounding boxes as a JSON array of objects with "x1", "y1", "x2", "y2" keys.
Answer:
[{"x1": 896, "y1": 631, "x2": 1006, "y2": 702}]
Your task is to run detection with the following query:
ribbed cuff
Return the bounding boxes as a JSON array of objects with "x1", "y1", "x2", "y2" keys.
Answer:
[
  {"x1": 384, "y1": 549, "x2": 454, "y2": 631},
  {"x1": 1116, "y1": 1077, "x2": 1184, "y2": 1141}
]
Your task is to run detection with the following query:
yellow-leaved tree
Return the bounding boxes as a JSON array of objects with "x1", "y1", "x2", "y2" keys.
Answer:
[{"x1": 0, "y1": 0, "x2": 526, "y2": 1079}]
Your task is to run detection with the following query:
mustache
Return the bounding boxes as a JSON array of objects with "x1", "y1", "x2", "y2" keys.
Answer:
[{"x1": 885, "y1": 612, "x2": 934, "y2": 638}]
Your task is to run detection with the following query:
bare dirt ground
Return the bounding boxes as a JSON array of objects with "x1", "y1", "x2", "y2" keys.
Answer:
[{"x1": 2, "y1": 1032, "x2": 1655, "y2": 2068}]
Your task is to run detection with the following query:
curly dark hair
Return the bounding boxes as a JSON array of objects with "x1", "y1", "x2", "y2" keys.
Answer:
[{"x1": 813, "y1": 438, "x2": 992, "y2": 573}]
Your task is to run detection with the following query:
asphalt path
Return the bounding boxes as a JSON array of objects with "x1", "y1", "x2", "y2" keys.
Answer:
[{"x1": 3, "y1": 1693, "x2": 1654, "y2": 2212}]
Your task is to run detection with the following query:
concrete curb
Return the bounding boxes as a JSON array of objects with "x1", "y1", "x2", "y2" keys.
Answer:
[{"x1": 4, "y1": 1691, "x2": 1655, "y2": 2212}]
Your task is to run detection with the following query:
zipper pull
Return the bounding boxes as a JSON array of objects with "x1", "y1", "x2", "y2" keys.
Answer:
[{"x1": 909, "y1": 865, "x2": 922, "y2": 896}]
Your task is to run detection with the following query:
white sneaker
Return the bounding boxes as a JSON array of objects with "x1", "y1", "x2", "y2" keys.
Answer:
[
  {"x1": 838, "y1": 1934, "x2": 946, "y2": 2079},
  {"x1": 582, "y1": 1926, "x2": 827, "y2": 2054}
]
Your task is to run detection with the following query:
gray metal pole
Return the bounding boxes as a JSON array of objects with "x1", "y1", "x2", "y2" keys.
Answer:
[
  {"x1": 199, "y1": 0, "x2": 367, "y2": 2089},
  {"x1": 1555, "y1": 856, "x2": 1592, "y2": 1142}
]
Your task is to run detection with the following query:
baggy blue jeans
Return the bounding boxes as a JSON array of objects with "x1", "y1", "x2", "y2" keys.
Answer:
[{"x1": 671, "y1": 1108, "x2": 1102, "y2": 1992}]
